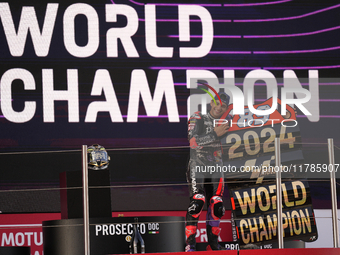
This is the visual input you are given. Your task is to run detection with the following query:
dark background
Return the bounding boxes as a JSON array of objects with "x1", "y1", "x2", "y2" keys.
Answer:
[{"x1": 0, "y1": 0, "x2": 339, "y2": 213}]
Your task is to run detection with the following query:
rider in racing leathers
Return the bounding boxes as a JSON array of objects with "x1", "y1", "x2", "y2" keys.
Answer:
[{"x1": 185, "y1": 92, "x2": 230, "y2": 252}]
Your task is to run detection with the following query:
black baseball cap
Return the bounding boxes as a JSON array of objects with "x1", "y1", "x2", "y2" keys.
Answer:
[{"x1": 214, "y1": 91, "x2": 230, "y2": 106}]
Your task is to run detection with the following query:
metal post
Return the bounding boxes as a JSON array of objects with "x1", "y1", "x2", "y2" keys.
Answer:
[
  {"x1": 275, "y1": 138, "x2": 284, "y2": 248},
  {"x1": 82, "y1": 145, "x2": 90, "y2": 255},
  {"x1": 328, "y1": 138, "x2": 339, "y2": 248}
]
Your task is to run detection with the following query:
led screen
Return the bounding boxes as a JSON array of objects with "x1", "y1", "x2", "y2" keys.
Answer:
[{"x1": 0, "y1": 0, "x2": 339, "y2": 213}]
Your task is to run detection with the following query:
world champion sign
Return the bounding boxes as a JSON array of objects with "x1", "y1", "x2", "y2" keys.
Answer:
[
  {"x1": 230, "y1": 180, "x2": 317, "y2": 245},
  {"x1": 215, "y1": 98, "x2": 317, "y2": 245},
  {"x1": 217, "y1": 98, "x2": 304, "y2": 180}
]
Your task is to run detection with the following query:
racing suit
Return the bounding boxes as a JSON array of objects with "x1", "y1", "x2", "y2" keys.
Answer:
[{"x1": 185, "y1": 111, "x2": 227, "y2": 251}]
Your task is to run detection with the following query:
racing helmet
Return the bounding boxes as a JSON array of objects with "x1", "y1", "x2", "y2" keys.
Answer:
[{"x1": 87, "y1": 144, "x2": 110, "y2": 170}]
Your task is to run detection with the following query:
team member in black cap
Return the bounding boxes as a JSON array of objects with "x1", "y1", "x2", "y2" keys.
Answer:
[{"x1": 185, "y1": 91, "x2": 231, "y2": 252}]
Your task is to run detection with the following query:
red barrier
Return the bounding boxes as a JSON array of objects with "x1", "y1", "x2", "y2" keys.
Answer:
[
  {"x1": 239, "y1": 248, "x2": 340, "y2": 255},
  {"x1": 117, "y1": 248, "x2": 340, "y2": 255},
  {"x1": 117, "y1": 251, "x2": 238, "y2": 255}
]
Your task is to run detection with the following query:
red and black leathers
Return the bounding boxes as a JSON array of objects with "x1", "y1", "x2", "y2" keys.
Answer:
[{"x1": 185, "y1": 111, "x2": 227, "y2": 251}]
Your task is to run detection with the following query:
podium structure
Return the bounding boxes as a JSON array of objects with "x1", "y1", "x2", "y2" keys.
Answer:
[
  {"x1": 0, "y1": 247, "x2": 30, "y2": 255},
  {"x1": 43, "y1": 216, "x2": 185, "y2": 255},
  {"x1": 43, "y1": 170, "x2": 185, "y2": 254},
  {"x1": 59, "y1": 170, "x2": 112, "y2": 219}
]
